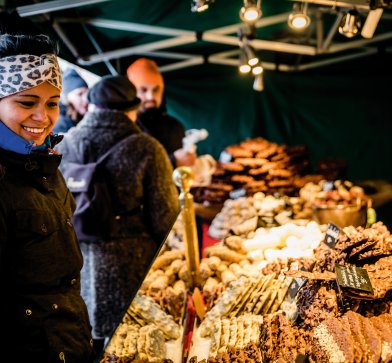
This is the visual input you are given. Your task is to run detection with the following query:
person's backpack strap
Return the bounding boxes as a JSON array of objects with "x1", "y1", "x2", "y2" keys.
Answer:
[{"x1": 63, "y1": 134, "x2": 132, "y2": 166}]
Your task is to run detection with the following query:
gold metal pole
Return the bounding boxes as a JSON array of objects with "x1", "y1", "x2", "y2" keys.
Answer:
[{"x1": 173, "y1": 166, "x2": 201, "y2": 289}]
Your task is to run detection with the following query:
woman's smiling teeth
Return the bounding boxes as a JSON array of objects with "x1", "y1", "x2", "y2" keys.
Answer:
[{"x1": 23, "y1": 126, "x2": 45, "y2": 134}]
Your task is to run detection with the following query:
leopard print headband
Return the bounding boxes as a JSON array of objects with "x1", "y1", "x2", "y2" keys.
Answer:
[{"x1": 0, "y1": 53, "x2": 62, "y2": 98}]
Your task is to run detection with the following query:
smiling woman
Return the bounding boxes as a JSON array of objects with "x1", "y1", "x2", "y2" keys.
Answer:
[
  {"x1": 0, "y1": 83, "x2": 61, "y2": 146},
  {"x1": 0, "y1": 33, "x2": 95, "y2": 363}
]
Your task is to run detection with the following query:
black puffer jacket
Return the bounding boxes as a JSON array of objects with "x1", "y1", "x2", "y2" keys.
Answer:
[
  {"x1": 57, "y1": 109, "x2": 180, "y2": 339},
  {"x1": 0, "y1": 148, "x2": 93, "y2": 362},
  {"x1": 136, "y1": 108, "x2": 185, "y2": 168}
]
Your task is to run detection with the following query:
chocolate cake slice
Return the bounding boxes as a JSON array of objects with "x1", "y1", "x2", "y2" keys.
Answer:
[
  {"x1": 357, "y1": 313, "x2": 382, "y2": 363},
  {"x1": 344, "y1": 311, "x2": 366, "y2": 363},
  {"x1": 370, "y1": 313, "x2": 392, "y2": 362},
  {"x1": 312, "y1": 315, "x2": 355, "y2": 363}
]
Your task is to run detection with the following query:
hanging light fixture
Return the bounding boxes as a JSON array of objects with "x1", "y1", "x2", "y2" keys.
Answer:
[
  {"x1": 238, "y1": 27, "x2": 259, "y2": 67},
  {"x1": 237, "y1": 24, "x2": 264, "y2": 91},
  {"x1": 240, "y1": 0, "x2": 262, "y2": 24},
  {"x1": 243, "y1": 43, "x2": 259, "y2": 66},
  {"x1": 339, "y1": 9, "x2": 361, "y2": 38},
  {"x1": 191, "y1": 0, "x2": 214, "y2": 13},
  {"x1": 288, "y1": 1, "x2": 311, "y2": 30},
  {"x1": 239, "y1": 50, "x2": 251, "y2": 74},
  {"x1": 253, "y1": 74, "x2": 264, "y2": 92},
  {"x1": 252, "y1": 62, "x2": 263, "y2": 75}
]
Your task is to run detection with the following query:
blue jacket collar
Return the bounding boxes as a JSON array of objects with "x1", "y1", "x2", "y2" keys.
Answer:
[{"x1": 0, "y1": 121, "x2": 34, "y2": 155}]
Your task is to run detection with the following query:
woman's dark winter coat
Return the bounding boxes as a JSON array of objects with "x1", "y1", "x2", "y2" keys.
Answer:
[
  {"x1": 57, "y1": 109, "x2": 180, "y2": 339},
  {"x1": 0, "y1": 148, "x2": 94, "y2": 362}
]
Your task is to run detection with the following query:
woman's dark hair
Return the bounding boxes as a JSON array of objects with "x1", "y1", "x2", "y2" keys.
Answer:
[{"x1": 0, "y1": 34, "x2": 59, "y2": 58}]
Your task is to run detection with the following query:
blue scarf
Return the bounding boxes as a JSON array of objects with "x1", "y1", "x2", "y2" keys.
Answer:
[{"x1": 0, "y1": 121, "x2": 54, "y2": 154}]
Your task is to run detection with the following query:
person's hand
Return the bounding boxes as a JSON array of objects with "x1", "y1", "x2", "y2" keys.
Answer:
[{"x1": 174, "y1": 148, "x2": 197, "y2": 167}]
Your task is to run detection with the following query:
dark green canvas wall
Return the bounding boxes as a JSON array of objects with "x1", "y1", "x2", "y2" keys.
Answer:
[{"x1": 164, "y1": 52, "x2": 392, "y2": 182}]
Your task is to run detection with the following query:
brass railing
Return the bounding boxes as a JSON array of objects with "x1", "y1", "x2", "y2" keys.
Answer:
[{"x1": 173, "y1": 167, "x2": 201, "y2": 289}]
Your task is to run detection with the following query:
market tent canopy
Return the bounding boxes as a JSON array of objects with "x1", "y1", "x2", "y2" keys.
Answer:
[
  {"x1": 2, "y1": 0, "x2": 392, "y2": 76},
  {"x1": 1, "y1": 0, "x2": 392, "y2": 227},
  {"x1": 1, "y1": 0, "x2": 392, "y2": 185}
]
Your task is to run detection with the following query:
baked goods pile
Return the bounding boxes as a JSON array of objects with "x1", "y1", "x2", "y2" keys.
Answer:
[
  {"x1": 300, "y1": 179, "x2": 368, "y2": 208},
  {"x1": 188, "y1": 342, "x2": 262, "y2": 363},
  {"x1": 193, "y1": 137, "x2": 324, "y2": 206},
  {"x1": 208, "y1": 179, "x2": 371, "y2": 241},
  {"x1": 100, "y1": 178, "x2": 389, "y2": 363},
  {"x1": 208, "y1": 192, "x2": 313, "y2": 240},
  {"x1": 209, "y1": 208, "x2": 324, "y2": 264},
  {"x1": 139, "y1": 250, "x2": 187, "y2": 323},
  {"x1": 101, "y1": 292, "x2": 181, "y2": 362},
  {"x1": 312, "y1": 311, "x2": 392, "y2": 363},
  {"x1": 188, "y1": 222, "x2": 392, "y2": 362}
]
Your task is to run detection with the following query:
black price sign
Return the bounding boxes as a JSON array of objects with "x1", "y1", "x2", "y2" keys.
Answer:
[
  {"x1": 288, "y1": 277, "x2": 307, "y2": 299},
  {"x1": 335, "y1": 265, "x2": 374, "y2": 293},
  {"x1": 230, "y1": 188, "x2": 247, "y2": 200},
  {"x1": 324, "y1": 222, "x2": 341, "y2": 248}
]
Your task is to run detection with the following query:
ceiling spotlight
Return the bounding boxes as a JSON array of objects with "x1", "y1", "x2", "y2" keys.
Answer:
[
  {"x1": 191, "y1": 0, "x2": 214, "y2": 13},
  {"x1": 253, "y1": 74, "x2": 264, "y2": 92},
  {"x1": 252, "y1": 63, "x2": 264, "y2": 75},
  {"x1": 339, "y1": 9, "x2": 361, "y2": 38},
  {"x1": 240, "y1": 0, "x2": 262, "y2": 24},
  {"x1": 288, "y1": 2, "x2": 311, "y2": 30},
  {"x1": 239, "y1": 51, "x2": 251, "y2": 74},
  {"x1": 243, "y1": 43, "x2": 259, "y2": 66}
]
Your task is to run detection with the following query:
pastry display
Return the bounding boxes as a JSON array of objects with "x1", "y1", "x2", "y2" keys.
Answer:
[
  {"x1": 101, "y1": 293, "x2": 181, "y2": 362},
  {"x1": 100, "y1": 142, "x2": 390, "y2": 363},
  {"x1": 189, "y1": 342, "x2": 262, "y2": 363},
  {"x1": 129, "y1": 292, "x2": 181, "y2": 340},
  {"x1": 208, "y1": 192, "x2": 314, "y2": 240},
  {"x1": 193, "y1": 137, "x2": 324, "y2": 206},
  {"x1": 300, "y1": 179, "x2": 369, "y2": 208},
  {"x1": 139, "y1": 250, "x2": 187, "y2": 323},
  {"x1": 190, "y1": 218, "x2": 392, "y2": 362}
]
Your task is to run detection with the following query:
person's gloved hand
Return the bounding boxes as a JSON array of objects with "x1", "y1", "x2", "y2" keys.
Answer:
[{"x1": 174, "y1": 148, "x2": 197, "y2": 167}]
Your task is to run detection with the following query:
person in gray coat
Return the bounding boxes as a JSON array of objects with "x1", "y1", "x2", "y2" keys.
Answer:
[{"x1": 57, "y1": 75, "x2": 180, "y2": 352}]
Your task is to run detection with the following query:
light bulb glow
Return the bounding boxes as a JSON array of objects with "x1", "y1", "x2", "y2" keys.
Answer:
[
  {"x1": 191, "y1": 0, "x2": 213, "y2": 13},
  {"x1": 196, "y1": 4, "x2": 209, "y2": 12},
  {"x1": 240, "y1": 6, "x2": 262, "y2": 23},
  {"x1": 244, "y1": 8, "x2": 259, "y2": 21},
  {"x1": 288, "y1": 13, "x2": 310, "y2": 30},
  {"x1": 239, "y1": 64, "x2": 251, "y2": 73},
  {"x1": 248, "y1": 57, "x2": 259, "y2": 66},
  {"x1": 252, "y1": 65, "x2": 263, "y2": 75}
]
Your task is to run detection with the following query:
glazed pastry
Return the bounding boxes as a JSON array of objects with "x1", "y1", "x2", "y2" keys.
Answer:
[{"x1": 131, "y1": 292, "x2": 180, "y2": 340}]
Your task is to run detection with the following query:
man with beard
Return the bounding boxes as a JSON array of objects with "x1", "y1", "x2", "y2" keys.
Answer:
[{"x1": 127, "y1": 58, "x2": 196, "y2": 168}]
